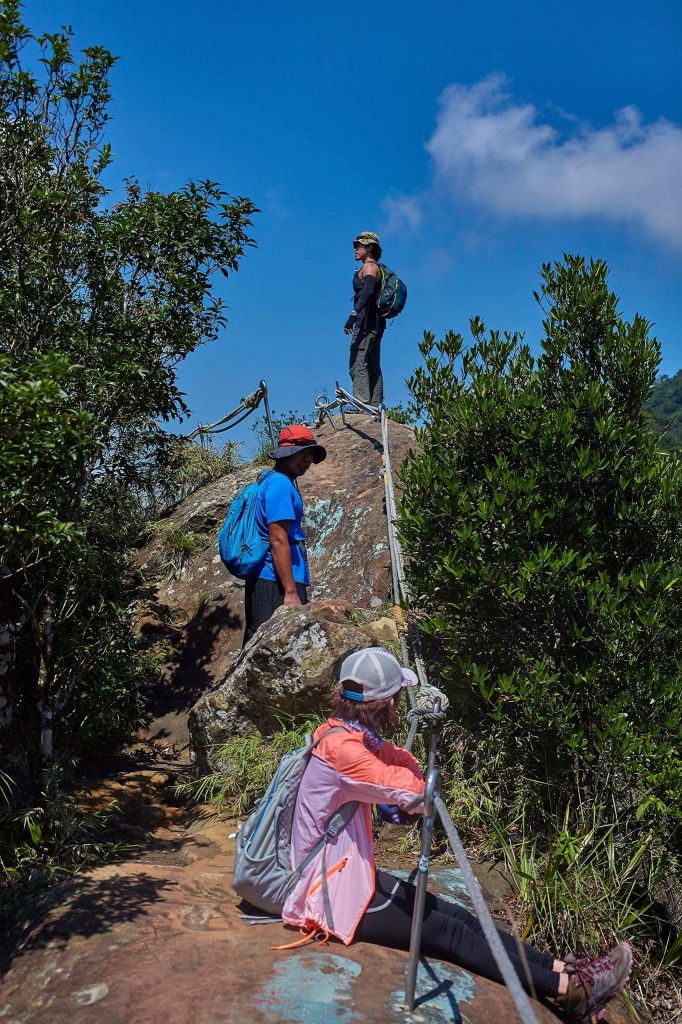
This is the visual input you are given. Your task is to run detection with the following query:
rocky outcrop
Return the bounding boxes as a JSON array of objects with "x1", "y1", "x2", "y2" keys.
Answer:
[
  {"x1": 136, "y1": 414, "x2": 413, "y2": 743},
  {"x1": 189, "y1": 601, "x2": 375, "y2": 772}
]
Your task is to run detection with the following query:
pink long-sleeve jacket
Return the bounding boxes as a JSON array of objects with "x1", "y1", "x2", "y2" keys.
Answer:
[{"x1": 282, "y1": 718, "x2": 425, "y2": 944}]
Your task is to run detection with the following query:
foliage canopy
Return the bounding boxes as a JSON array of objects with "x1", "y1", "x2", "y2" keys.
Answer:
[
  {"x1": 398, "y1": 255, "x2": 682, "y2": 947},
  {"x1": 0, "y1": 1, "x2": 257, "y2": 779}
]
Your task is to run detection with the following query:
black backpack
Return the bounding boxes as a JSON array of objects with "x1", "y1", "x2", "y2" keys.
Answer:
[{"x1": 377, "y1": 264, "x2": 407, "y2": 319}]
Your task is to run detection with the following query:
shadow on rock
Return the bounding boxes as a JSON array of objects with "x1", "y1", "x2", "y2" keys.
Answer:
[
  {"x1": 343, "y1": 420, "x2": 384, "y2": 455},
  {"x1": 151, "y1": 596, "x2": 241, "y2": 723},
  {"x1": 0, "y1": 871, "x2": 175, "y2": 975},
  {"x1": 415, "y1": 956, "x2": 465, "y2": 1021}
]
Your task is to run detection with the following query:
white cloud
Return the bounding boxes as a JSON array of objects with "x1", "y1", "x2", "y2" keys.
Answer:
[
  {"x1": 381, "y1": 194, "x2": 424, "y2": 233},
  {"x1": 423, "y1": 74, "x2": 682, "y2": 248}
]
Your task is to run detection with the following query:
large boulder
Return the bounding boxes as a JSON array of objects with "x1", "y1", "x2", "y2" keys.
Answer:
[
  {"x1": 188, "y1": 601, "x2": 376, "y2": 772},
  {"x1": 136, "y1": 414, "x2": 413, "y2": 745}
]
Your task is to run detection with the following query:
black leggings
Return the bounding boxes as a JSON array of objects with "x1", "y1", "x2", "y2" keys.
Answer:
[{"x1": 355, "y1": 870, "x2": 560, "y2": 999}]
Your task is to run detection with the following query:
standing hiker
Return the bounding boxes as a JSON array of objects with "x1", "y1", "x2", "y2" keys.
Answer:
[
  {"x1": 344, "y1": 230, "x2": 385, "y2": 407},
  {"x1": 242, "y1": 424, "x2": 326, "y2": 645},
  {"x1": 280, "y1": 647, "x2": 633, "y2": 1023}
]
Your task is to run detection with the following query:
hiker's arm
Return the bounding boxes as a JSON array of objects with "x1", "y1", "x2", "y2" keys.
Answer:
[
  {"x1": 336, "y1": 741, "x2": 424, "y2": 811},
  {"x1": 344, "y1": 271, "x2": 380, "y2": 333},
  {"x1": 381, "y1": 742, "x2": 421, "y2": 773},
  {"x1": 268, "y1": 521, "x2": 301, "y2": 605}
]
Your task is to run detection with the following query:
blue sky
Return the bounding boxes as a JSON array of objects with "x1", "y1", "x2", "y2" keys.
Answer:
[{"x1": 26, "y1": 0, "x2": 682, "y2": 453}]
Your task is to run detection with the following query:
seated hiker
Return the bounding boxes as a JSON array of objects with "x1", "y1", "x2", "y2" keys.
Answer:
[
  {"x1": 281, "y1": 647, "x2": 632, "y2": 1023},
  {"x1": 243, "y1": 424, "x2": 326, "y2": 645}
]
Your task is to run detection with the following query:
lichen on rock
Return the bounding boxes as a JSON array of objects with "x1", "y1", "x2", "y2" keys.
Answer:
[{"x1": 188, "y1": 600, "x2": 376, "y2": 772}]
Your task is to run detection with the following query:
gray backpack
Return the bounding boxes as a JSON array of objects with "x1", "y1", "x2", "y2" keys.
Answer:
[{"x1": 233, "y1": 727, "x2": 357, "y2": 927}]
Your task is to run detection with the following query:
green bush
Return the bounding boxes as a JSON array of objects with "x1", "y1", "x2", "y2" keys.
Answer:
[
  {"x1": 151, "y1": 438, "x2": 241, "y2": 513},
  {"x1": 176, "y1": 718, "x2": 322, "y2": 814},
  {"x1": 385, "y1": 401, "x2": 417, "y2": 425},
  {"x1": 398, "y1": 255, "x2": 682, "y2": 964},
  {"x1": 0, "y1": 3, "x2": 256, "y2": 781}
]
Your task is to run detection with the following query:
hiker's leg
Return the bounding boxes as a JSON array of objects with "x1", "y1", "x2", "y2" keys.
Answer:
[
  {"x1": 367, "y1": 324, "x2": 384, "y2": 406},
  {"x1": 296, "y1": 583, "x2": 308, "y2": 604},
  {"x1": 355, "y1": 871, "x2": 560, "y2": 998},
  {"x1": 242, "y1": 578, "x2": 284, "y2": 645},
  {"x1": 349, "y1": 328, "x2": 371, "y2": 403},
  {"x1": 438, "y1": 897, "x2": 555, "y2": 971}
]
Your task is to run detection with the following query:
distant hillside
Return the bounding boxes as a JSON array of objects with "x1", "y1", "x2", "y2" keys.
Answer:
[{"x1": 645, "y1": 370, "x2": 682, "y2": 452}]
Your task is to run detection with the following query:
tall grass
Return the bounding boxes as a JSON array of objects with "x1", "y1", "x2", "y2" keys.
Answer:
[
  {"x1": 492, "y1": 805, "x2": 657, "y2": 953},
  {"x1": 176, "y1": 717, "x2": 323, "y2": 815},
  {"x1": 442, "y1": 741, "x2": 681, "y2": 1015}
]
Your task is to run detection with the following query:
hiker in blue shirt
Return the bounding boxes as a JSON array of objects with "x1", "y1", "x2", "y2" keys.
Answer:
[{"x1": 243, "y1": 424, "x2": 326, "y2": 645}]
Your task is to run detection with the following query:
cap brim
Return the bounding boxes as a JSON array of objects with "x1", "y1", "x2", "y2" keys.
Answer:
[{"x1": 269, "y1": 443, "x2": 326, "y2": 463}]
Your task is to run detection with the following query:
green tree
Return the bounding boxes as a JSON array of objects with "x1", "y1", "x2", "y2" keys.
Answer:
[
  {"x1": 645, "y1": 369, "x2": 682, "y2": 452},
  {"x1": 385, "y1": 401, "x2": 417, "y2": 425},
  {"x1": 0, "y1": 2, "x2": 257, "y2": 779},
  {"x1": 398, "y1": 255, "x2": 681, "y2": 929}
]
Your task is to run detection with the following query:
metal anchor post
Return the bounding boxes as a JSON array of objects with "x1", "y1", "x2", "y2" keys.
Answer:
[{"x1": 404, "y1": 698, "x2": 443, "y2": 1011}]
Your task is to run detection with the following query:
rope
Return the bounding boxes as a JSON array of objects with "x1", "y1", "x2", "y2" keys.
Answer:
[
  {"x1": 186, "y1": 380, "x2": 275, "y2": 448},
  {"x1": 187, "y1": 378, "x2": 538, "y2": 1021},
  {"x1": 211, "y1": 380, "x2": 537, "y2": 1021},
  {"x1": 406, "y1": 684, "x2": 449, "y2": 730},
  {"x1": 376, "y1": 405, "x2": 537, "y2": 1022},
  {"x1": 435, "y1": 795, "x2": 539, "y2": 1024}
]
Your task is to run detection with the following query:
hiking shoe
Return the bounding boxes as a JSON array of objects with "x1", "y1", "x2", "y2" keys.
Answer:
[
  {"x1": 559, "y1": 942, "x2": 632, "y2": 1023},
  {"x1": 565, "y1": 941, "x2": 632, "y2": 977}
]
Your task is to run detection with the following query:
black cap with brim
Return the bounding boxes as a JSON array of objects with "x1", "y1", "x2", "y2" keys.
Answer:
[{"x1": 269, "y1": 443, "x2": 327, "y2": 463}]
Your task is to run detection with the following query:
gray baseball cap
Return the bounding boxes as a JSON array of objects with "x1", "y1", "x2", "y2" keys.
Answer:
[{"x1": 339, "y1": 647, "x2": 417, "y2": 702}]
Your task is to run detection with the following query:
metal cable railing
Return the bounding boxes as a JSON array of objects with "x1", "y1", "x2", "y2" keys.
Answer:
[
  {"x1": 206, "y1": 378, "x2": 539, "y2": 1021},
  {"x1": 331, "y1": 395, "x2": 539, "y2": 1022},
  {"x1": 186, "y1": 379, "x2": 276, "y2": 449}
]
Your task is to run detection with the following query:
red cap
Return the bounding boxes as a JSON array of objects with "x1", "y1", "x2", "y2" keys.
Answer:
[
  {"x1": 277, "y1": 424, "x2": 316, "y2": 447},
  {"x1": 270, "y1": 423, "x2": 327, "y2": 463}
]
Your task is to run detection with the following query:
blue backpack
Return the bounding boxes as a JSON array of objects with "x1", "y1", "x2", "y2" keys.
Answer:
[
  {"x1": 218, "y1": 470, "x2": 273, "y2": 579},
  {"x1": 377, "y1": 264, "x2": 407, "y2": 320}
]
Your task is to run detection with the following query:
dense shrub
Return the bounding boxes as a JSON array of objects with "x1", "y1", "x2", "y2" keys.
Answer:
[
  {"x1": 0, "y1": 3, "x2": 256, "y2": 782},
  {"x1": 398, "y1": 255, "x2": 682, "y2": 956}
]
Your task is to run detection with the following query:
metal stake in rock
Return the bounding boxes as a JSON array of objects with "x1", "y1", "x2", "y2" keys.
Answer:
[{"x1": 404, "y1": 697, "x2": 442, "y2": 1011}]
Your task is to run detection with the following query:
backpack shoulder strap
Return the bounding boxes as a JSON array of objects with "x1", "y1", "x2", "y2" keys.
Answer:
[
  {"x1": 291, "y1": 800, "x2": 359, "y2": 887},
  {"x1": 309, "y1": 723, "x2": 353, "y2": 746}
]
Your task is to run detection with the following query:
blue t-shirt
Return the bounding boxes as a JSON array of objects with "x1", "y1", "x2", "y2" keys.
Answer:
[{"x1": 257, "y1": 471, "x2": 310, "y2": 585}]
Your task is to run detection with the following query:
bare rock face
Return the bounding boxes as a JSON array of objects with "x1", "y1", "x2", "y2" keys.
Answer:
[
  {"x1": 137, "y1": 414, "x2": 413, "y2": 736},
  {"x1": 188, "y1": 601, "x2": 375, "y2": 772}
]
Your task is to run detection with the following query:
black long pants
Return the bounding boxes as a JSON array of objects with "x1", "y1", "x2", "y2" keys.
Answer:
[
  {"x1": 243, "y1": 577, "x2": 308, "y2": 645},
  {"x1": 354, "y1": 870, "x2": 560, "y2": 998}
]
